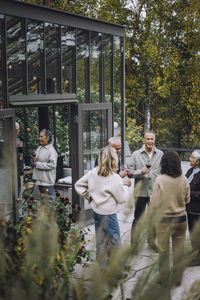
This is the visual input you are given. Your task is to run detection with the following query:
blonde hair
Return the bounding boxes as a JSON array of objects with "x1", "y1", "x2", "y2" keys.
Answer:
[{"x1": 97, "y1": 145, "x2": 118, "y2": 177}]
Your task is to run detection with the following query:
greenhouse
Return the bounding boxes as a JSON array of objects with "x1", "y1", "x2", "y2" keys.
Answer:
[{"x1": 0, "y1": 0, "x2": 125, "y2": 222}]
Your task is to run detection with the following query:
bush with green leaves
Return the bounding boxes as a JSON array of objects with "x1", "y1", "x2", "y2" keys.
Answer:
[{"x1": 0, "y1": 192, "x2": 90, "y2": 300}]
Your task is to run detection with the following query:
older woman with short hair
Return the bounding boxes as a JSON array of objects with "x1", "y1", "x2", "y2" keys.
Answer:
[
  {"x1": 32, "y1": 129, "x2": 58, "y2": 197},
  {"x1": 75, "y1": 145, "x2": 131, "y2": 267},
  {"x1": 185, "y1": 149, "x2": 200, "y2": 265}
]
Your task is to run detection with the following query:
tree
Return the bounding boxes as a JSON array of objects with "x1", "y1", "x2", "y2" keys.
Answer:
[
  {"x1": 22, "y1": 0, "x2": 200, "y2": 149},
  {"x1": 125, "y1": 0, "x2": 200, "y2": 149}
]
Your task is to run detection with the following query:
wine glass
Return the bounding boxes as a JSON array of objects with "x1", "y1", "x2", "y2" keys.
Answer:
[
  {"x1": 146, "y1": 163, "x2": 151, "y2": 169},
  {"x1": 122, "y1": 164, "x2": 134, "y2": 178}
]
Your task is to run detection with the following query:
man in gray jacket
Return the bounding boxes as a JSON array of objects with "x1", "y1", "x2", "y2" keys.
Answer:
[{"x1": 129, "y1": 130, "x2": 163, "y2": 252}]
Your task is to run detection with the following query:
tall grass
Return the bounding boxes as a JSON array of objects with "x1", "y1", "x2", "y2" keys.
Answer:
[{"x1": 0, "y1": 183, "x2": 200, "y2": 299}]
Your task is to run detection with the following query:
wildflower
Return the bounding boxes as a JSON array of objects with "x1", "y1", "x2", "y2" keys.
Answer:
[
  {"x1": 27, "y1": 128, "x2": 31, "y2": 132},
  {"x1": 60, "y1": 197, "x2": 65, "y2": 202},
  {"x1": 64, "y1": 197, "x2": 69, "y2": 204}
]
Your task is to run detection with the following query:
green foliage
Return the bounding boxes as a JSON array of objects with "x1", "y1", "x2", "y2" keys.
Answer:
[
  {"x1": 0, "y1": 192, "x2": 90, "y2": 300},
  {"x1": 125, "y1": 117, "x2": 143, "y2": 152},
  {"x1": 125, "y1": 0, "x2": 200, "y2": 148},
  {"x1": 52, "y1": 106, "x2": 69, "y2": 156},
  {"x1": 16, "y1": 107, "x2": 39, "y2": 155}
]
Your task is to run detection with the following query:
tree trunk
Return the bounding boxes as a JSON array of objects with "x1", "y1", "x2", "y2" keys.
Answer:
[
  {"x1": 144, "y1": 73, "x2": 151, "y2": 131},
  {"x1": 144, "y1": 99, "x2": 151, "y2": 131}
]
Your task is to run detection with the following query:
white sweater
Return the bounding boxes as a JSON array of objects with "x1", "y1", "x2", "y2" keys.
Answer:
[{"x1": 75, "y1": 167, "x2": 130, "y2": 215}]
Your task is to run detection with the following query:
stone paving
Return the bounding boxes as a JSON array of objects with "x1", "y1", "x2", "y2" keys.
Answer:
[{"x1": 80, "y1": 161, "x2": 200, "y2": 300}]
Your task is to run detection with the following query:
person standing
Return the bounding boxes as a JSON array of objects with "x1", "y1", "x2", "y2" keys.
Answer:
[
  {"x1": 16, "y1": 122, "x2": 23, "y2": 197},
  {"x1": 150, "y1": 151, "x2": 190, "y2": 287},
  {"x1": 32, "y1": 129, "x2": 58, "y2": 198},
  {"x1": 129, "y1": 130, "x2": 163, "y2": 251},
  {"x1": 75, "y1": 145, "x2": 131, "y2": 268},
  {"x1": 185, "y1": 150, "x2": 200, "y2": 266},
  {"x1": 95, "y1": 137, "x2": 128, "y2": 178}
]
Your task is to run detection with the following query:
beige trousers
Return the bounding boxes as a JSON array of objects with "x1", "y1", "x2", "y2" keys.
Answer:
[{"x1": 156, "y1": 221, "x2": 187, "y2": 285}]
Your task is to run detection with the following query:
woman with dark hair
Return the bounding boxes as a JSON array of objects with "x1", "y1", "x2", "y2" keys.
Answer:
[
  {"x1": 185, "y1": 150, "x2": 200, "y2": 265},
  {"x1": 32, "y1": 129, "x2": 58, "y2": 197},
  {"x1": 150, "y1": 151, "x2": 190, "y2": 287},
  {"x1": 75, "y1": 145, "x2": 131, "y2": 267}
]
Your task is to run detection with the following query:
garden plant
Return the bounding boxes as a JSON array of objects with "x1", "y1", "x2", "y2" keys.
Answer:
[{"x1": 1, "y1": 185, "x2": 200, "y2": 300}]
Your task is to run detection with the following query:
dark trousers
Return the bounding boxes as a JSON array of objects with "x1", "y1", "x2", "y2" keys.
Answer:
[
  {"x1": 131, "y1": 196, "x2": 156, "y2": 244},
  {"x1": 187, "y1": 212, "x2": 200, "y2": 254}
]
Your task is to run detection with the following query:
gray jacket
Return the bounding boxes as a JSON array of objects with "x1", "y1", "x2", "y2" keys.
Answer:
[
  {"x1": 129, "y1": 145, "x2": 163, "y2": 197},
  {"x1": 33, "y1": 144, "x2": 58, "y2": 186}
]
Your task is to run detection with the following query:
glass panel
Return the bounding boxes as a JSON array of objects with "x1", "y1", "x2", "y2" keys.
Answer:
[
  {"x1": 0, "y1": 15, "x2": 4, "y2": 108},
  {"x1": 49, "y1": 105, "x2": 69, "y2": 158},
  {"x1": 103, "y1": 34, "x2": 112, "y2": 103},
  {"x1": 45, "y1": 23, "x2": 60, "y2": 93},
  {"x1": 0, "y1": 116, "x2": 16, "y2": 217},
  {"x1": 27, "y1": 20, "x2": 44, "y2": 94},
  {"x1": 82, "y1": 108, "x2": 108, "y2": 210},
  {"x1": 77, "y1": 30, "x2": 89, "y2": 103},
  {"x1": 61, "y1": 26, "x2": 76, "y2": 93},
  {"x1": 7, "y1": 17, "x2": 25, "y2": 95},
  {"x1": 90, "y1": 31, "x2": 101, "y2": 103},
  {"x1": 16, "y1": 107, "x2": 39, "y2": 160},
  {"x1": 113, "y1": 36, "x2": 122, "y2": 134},
  {"x1": 82, "y1": 110, "x2": 108, "y2": 174}
]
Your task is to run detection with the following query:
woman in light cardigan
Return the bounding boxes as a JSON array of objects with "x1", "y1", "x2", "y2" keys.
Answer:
[
  {"x1": 75, "y1": 145, "x2": 131, "y2": 267},
  {"x1": 150, "y1": 151, "x2": 190, "y2": 287}
]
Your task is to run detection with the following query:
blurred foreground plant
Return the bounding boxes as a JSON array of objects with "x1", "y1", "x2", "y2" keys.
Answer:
[
  {"x1": 1, "y1": 187, "x2": 200, "y2": 300},
  {"x1": 0, "y1": 191, "x2": 90, "y2": 300}
]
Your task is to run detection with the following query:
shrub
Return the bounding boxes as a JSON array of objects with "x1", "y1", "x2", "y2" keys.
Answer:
[{"x1": 0, "y1": 192, "x2": 90, "y2": 300}]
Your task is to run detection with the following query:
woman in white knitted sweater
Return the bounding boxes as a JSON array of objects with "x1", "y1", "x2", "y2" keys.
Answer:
[{"x1": 75, "y1": 145, "x2": 131, "y2": 267}]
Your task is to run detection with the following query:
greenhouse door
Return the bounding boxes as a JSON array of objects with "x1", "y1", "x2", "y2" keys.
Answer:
[
  {"x1": 78, "y1": 103, "x2": 112, "y2": 211},
  {"x1": 0, "y1": 109, "x2": 17, "y2": 223}
]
